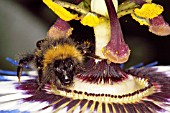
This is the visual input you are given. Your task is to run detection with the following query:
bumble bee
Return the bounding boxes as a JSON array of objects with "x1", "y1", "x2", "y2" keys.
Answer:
[{"x1": 17, "y1": 37, "x2": 93, "y2": 89}]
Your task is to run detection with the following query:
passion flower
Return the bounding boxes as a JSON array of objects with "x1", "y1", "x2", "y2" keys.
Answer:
[
  {"x1": 0, "y1": 60, "x2": 170, "y2": 112},
  {"x1": 0, "y1": 0, "x2": 170, "y2": 113}
]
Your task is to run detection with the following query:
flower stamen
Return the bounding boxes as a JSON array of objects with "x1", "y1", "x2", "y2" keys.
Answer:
[{"x1": 134, "y1": 3, "x2": 164, "y2": 19}]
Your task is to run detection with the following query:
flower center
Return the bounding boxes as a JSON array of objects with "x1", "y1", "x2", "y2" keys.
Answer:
[{"x1": 51, "y1": 60, "x2": 155, "y2": 104}]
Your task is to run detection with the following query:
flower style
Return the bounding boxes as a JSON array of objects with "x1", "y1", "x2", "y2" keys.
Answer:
[{"x1": 0, "y1": 0, "x2": 170, "y2": 113}]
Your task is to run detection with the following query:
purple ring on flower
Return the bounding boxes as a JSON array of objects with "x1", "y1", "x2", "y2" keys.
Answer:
[{"x1": 0, "y1": 60, "x2": 170, "y2": 113}]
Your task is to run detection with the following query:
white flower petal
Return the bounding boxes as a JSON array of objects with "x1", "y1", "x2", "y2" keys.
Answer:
[
  {"x1": 0, "y1": 101, "x2": 19, "y2": 110},
  {"x1": 73, "y1": 106, "x2": 81, "y2": 113},
  {"x1": 91, "y1": 0, "x2": 118, "y2": 16},
  {"x1": 153, "y1": 66, "x2": 170, "y2": 72},
  {"x1": 28, "y1": 102, "x2": 50, "y2": 111},
  {"x1": 0, "y1": 93, "x2": 32, "y2": 103},
  {"x1": 0, "y1": 83, "x2": 23, "y2": 94},
  {"x1": 15, "y1": 101, "x2": 40, "y2": 111}
]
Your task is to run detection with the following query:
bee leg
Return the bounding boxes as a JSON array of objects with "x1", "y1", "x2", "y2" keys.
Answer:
[
  {"x1": 37, "y1": 67, "x2": 43, "y2": 85},
  {"x1": 17, "y1": 63, "x2": 23, "y2": 83},
  {"x1": 36, "y1": 39, "x2": 47, "y2": 49},
  {"x1": 36, "y1": 68, "x2": 51, "y2": 91},
  {"x1": 37, "y1": 67, "x2": 56, "y2": 91},
  {"x1": 78, "y1": 41, "x2": 101, "y2": 59},
  {"x1": 36, "y1": 75, "x2": 49, "y2": 91},
  {"x1": 17, "y1": 54, "x2": 34, "y2": 83}
]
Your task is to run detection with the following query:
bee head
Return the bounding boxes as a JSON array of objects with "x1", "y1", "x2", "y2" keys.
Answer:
[{"x1": 54, "y1": 58, "x2": 76, "y2": 86}]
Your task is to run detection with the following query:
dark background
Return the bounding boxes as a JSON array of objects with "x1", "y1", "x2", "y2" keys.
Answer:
[{"x1": 0, "y1": 0, "x2": 170, "y2": 70}]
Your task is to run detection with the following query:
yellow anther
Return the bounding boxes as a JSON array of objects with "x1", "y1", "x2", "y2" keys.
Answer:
[
  {"x1": 43, "y1": 0, "x2": 78, "y2": 21},
  {"x1": 80, "y1": 13, "x2": 104, "y2": 27},
  {"x1": 134, "y1": 3, "x2": 163, "y2": 19}
]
